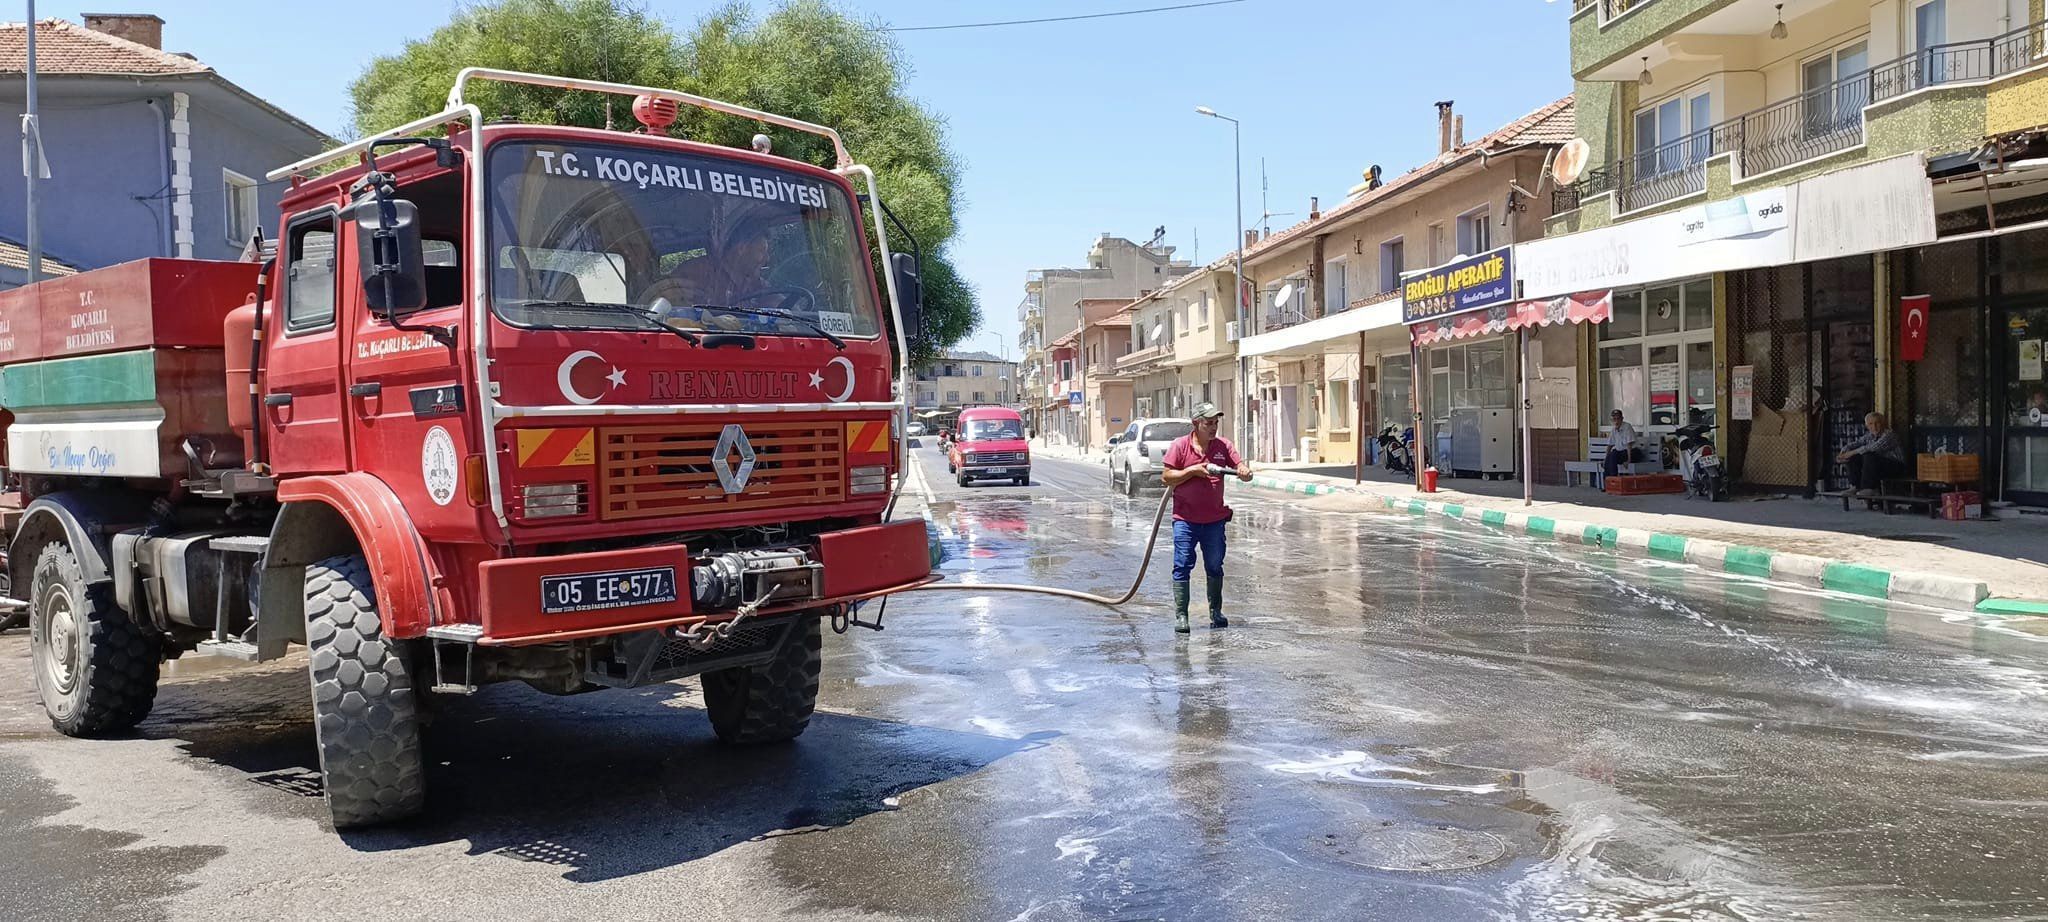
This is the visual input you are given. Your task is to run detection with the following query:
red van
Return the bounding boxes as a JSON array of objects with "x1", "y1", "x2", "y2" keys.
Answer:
[{"x1": 946, "y1": 407, "x2": 1030, "y2": 487}]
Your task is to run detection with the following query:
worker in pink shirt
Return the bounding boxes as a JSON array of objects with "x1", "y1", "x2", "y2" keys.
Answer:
[{"x1": 1159, "y1": 402, "x2": 1253, "y2": 633}]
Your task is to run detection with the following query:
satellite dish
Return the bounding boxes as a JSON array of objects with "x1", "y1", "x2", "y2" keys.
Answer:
[
  {"x1": 1552, "y1": 138, "x2": 1591, "y2": 186},
  {"x1": 1150, "y1": 323, "x2": 1164, "y2": 343},
  {"x1": 1275, "y1": 283, "x2": 1296, "y2": 310}
]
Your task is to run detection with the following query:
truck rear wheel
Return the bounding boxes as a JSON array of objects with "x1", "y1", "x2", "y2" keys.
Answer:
[
  {"x1": 702, "y1": 615, "x2": 821, "y2": 744},
  {"x1": 305, "y1": 554, "x2": 424, "y2": 829},
  {"x1": 29, "y1": 541, "x2": 160, "y2": 737}
]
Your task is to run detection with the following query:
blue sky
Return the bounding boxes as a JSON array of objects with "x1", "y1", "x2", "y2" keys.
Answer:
[{"x1": 29, "y1": 1, "x2": 1572, "y2": 354}]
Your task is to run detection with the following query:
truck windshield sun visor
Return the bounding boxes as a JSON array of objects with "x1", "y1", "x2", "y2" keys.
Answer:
[{"x1": 486, "y1": 140, "x2": 881, "y2": 343}]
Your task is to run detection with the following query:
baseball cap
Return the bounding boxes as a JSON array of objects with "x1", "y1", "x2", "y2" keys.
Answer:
[{"x1": 1192, "y1": 402, "x2": 1223, "y2": 420}]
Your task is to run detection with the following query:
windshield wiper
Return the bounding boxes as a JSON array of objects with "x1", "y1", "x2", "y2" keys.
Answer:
[
  {"x1": 691, "y1": 304, "x2": 846, "y2": 350},
  {"x1": 508, "y1": 300, "x2": 700, "y2": 346}
]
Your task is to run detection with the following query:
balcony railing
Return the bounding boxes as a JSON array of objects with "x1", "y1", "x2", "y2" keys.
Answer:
[
  {"x1": 1560, "y1": 19, "x2": 2048, "y2": 213},
  {"x1": 1615, "y1": 118, "x2": 1742, "y2": 212},
  {"x1": 1596, "y1": 0, "x2": 1655, "y2": 23}
]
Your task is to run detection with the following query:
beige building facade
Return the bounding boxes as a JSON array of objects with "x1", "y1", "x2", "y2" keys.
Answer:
[{"x1": 1237, "y1": 98, "x2": 1577, "y2": 474}]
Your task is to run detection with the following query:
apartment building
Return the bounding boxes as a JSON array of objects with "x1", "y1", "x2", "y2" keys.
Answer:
[
  {"x1": 1238, "y1": 98, "x2": 1576, "y2": 474},
  {"x1": 1545, "y1": 0, "x2": 2048, "y2": 501},
  {"x1": 1021, "y1": 234, "x2": 1195, "y2": 443}
]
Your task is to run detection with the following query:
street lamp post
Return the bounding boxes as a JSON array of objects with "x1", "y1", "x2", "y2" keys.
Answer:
[{"x1": 1196, "y1": 106, "x2": 1248, "y2": 452}]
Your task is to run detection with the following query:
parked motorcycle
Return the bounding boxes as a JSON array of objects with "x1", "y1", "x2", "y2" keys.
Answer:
[
  {"x1": 1674, "y1": 409, "x2": 1728, "y2": 501},
  {"x1": 1376, "y1": 424, "x2": 1416, "y2": 475}
]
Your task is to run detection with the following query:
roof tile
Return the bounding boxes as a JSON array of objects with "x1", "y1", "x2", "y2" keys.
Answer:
[{"x1": 0, "y1": 18, "x2": 208, "y2": 76}]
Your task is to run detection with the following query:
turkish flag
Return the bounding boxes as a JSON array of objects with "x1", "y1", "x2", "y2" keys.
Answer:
[{"x1": 1900, "y1": 295, "x2": 1931, "y2": 362}]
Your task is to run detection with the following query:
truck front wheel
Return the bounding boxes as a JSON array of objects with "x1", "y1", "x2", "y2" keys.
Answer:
[
  {"x1": 305, "y1": 554, "x2": 424, "y2": 828},
  {"x1": 702, "y1": 615, "x2": 821, "y2": 744},
  {"x1": 30, "y1": 542, "x2": 161, "y2": 736}
]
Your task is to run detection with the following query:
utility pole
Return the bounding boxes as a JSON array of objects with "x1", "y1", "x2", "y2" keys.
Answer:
[
  {"x1": 1196, "y1": 106, "x2": 1247, "y2": 452},
  {"x1": 24, "y1": 0, "x2": 46, "y2": 284}
]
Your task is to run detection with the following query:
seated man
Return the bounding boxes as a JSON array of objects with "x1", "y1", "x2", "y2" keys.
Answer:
[
  {"x1": 1836, "y1": 411, "x2": 1906, "y2": 498},
  {"x1": 1602, "y1": 409, "x2": 1641, "y2": 479}
]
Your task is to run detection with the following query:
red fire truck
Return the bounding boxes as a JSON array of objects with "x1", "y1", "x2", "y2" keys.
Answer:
[{"x1": 0, "y1": 70, "x2": 935, "y2": 828}]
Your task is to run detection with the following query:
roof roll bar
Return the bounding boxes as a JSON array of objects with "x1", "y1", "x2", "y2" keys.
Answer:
[
  {"x1": 446, "y1": 67, "x2": 852, "y2": 169},
  {"x1": 267, "y1": 104, "x2": 483, "y2": 183}
]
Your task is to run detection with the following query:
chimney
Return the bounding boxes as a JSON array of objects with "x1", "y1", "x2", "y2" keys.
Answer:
[
  {"x1": 1435, "y1": 100, "x2": 1455, "y2": 155},
  {"x1": 1245, "y1": 229, "x2": 1258, "y2": 250},
  {"x1": 82, "y1": 13, "x2": 165, "y2": 49},
  {"x1": 1454, "y1": 115, "x2": 1465, "y2": 148},
  {"x1": 1309, "y1": 196, "x2": 1321, "y2": 221}
]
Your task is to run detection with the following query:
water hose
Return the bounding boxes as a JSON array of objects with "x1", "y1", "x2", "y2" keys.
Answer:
[{"x1": 902, "y1": 464, "x2": 1232, "y2": 607}]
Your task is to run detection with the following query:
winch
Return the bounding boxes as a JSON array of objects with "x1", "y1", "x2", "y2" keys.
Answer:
[{"x1": 691, "y1": 548, "x2": 823, "y2": 610}]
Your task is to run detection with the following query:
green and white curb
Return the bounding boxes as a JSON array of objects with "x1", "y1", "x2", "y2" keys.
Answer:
[
  {"x1": 1247, "y1": 474, "x2": 1341, "y2": 497},
  {"x1": 1239, "y1": 473, "x2": 2046, "y2": 617}
]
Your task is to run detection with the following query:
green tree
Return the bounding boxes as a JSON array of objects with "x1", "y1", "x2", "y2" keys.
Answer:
[{"x1": 347, "y1": 0, "x2": 977, "y2": 358}]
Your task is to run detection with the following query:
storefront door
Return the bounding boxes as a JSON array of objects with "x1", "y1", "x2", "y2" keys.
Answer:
[{"x1": 2000, "y1": 304, "x2": 2048, "y2": 503}]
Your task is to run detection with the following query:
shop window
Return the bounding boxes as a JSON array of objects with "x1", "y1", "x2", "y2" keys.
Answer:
[
  {"x1": 1600, "y1": 344, "x2": 1646, "y2": 427},
  {"x1": 1604, "y1": 290, "x2": 1645, "y2": 340},
  {"x1": 1646, "y1": 284, "x2": 1682, "y2": 336},
  {"x1": 1380, "y1": 354, "x2": 1413, "y2": 433},
  {"x1": 1683, "y1": 278, "x2": 1714, "y2": 331}
]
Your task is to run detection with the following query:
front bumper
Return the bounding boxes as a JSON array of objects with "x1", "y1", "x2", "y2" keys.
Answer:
[
  {"x1": 961, "y1": 464, "x2": 1030, "y2": 478},
  {"x1": 468, "y1": 518, "x2": 935, "y2": 646}
]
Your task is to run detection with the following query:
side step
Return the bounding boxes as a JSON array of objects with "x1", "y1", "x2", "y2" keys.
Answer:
[
  {"x1": 427, "y1": 623, "x2": 484, "y2": 695},
  {"x1": 194, "y1": 640, "x2": 261, "y2": 661}
]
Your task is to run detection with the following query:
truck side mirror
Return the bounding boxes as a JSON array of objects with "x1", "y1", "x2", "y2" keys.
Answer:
[
  {"x1": 350, "y1": 190, "x2": 428, "y2": 317},
  {"x1": 890, "y1": 252, "x2": 923, "y2": 339}
]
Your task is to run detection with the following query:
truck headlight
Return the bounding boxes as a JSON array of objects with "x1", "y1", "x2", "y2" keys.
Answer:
[
  {"x1": 850, "y1": 465, "x2": 890, "y2": 495},
  {"x1": 520, "y1": 482, "x2": 588, "y2": 518}
]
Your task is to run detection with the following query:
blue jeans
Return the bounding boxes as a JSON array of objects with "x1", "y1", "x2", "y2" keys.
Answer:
[{"x1": 1172, "y1": 519, "x2": 1227, "y2": 583}]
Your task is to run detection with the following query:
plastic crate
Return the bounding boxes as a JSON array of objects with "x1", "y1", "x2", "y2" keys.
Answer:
[
  {"x1": 1604, "y1": 473, "x2": 1686, "y2": 495},
  {"x1": 1917, "y1": 452, "x2": 1981, "y2": 484}
]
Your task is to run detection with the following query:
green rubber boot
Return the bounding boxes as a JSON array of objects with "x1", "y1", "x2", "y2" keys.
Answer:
[
  {"x1": 1206, "y1": 577, "x2": 1228, "y2": 629},
  {"x1": 1172, "y1": 581, "x2": 1191, "y2": 634}
]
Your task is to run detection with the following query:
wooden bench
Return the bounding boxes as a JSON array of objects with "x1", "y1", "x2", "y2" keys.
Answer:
[
  {"x1": 1820, "y1": 479, "x2": 1952, "y2": 517},
  {"x1": 1564, "y1": 436, "x2": 1663, "y2": 489}
]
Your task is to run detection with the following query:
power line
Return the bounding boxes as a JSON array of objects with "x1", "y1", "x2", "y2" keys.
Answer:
[{"x1": 880, "y1": 0, "x2": 1246, "y2": 33}]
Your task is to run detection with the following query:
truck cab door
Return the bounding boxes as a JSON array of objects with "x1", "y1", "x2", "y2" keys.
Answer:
[
  {"x1": 262, "y1": 208, "x2": 348, "y2": 475},
  {"x1": 344, "y1": 226, "x2": 477, "y2": 538}
]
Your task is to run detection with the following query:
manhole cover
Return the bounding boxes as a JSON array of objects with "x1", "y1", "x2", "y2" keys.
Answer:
[
  {"x1": 1879, "y1": 533, "x2": 1955, "y2": 544},
  {"x1": 1311, "y1": 824, "x2": 1508, "y2": 872}
]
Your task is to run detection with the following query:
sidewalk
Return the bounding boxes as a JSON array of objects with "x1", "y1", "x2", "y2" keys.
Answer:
[{"x1": 1239, "y1": 461, "x2": 2048, "y2": 617}]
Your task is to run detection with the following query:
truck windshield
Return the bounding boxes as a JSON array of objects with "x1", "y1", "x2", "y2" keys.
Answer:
[{"x1": 485, "y1": 140, "x2": 882, "y2": 340}]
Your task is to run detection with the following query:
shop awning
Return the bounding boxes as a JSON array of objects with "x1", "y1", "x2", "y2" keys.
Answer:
[
  {"x1": 1239, "y1": 296, "x2": 1403, "y2": 359},
  {"x1": 1410, "y1": 291, "x2": 1612, "y2": 346}
]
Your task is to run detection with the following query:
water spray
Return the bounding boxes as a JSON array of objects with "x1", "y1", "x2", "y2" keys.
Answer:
[{"x1": 903, "y1": 464, "x2": 1237, "y2": 607}]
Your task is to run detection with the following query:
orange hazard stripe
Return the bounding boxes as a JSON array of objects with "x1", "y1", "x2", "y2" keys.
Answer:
[
  {"x1": 517, "y1": 428, "x2": 595, "y2": 467},
  {"x1": 845, "y1": 421, "x2": 890, "y2": 455}
]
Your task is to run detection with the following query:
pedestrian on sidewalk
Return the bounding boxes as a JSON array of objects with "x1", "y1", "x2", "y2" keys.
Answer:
[
  {"x1": 1836, "y1": 411, "x2": 1906, "y2": 497},
  {"x1": 1161, "y1": 402, "x2": 1253, "y2": 634},
  {"x1": 1603, "y1": 409, "x2": 1642, "y2": 479}
]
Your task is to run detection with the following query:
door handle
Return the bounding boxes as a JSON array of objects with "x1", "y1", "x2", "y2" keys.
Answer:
[
  {"x1": 349, "y1": 382, "x2": 383, "y2": 397},
  {"x1": 264, "y1": 393, "x2": 293, "y2": 407}
]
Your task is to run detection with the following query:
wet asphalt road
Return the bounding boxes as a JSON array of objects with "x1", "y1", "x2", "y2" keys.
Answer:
[{"x1": 3, "y1": 445, "x2": 2048, "y2": 920}]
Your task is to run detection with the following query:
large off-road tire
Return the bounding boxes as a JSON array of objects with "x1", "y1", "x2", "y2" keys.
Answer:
[
  {"x1": 702, "y1": 616, "x2": 822, "y2": 745},
  {"x1": 305, "y1": 554, "x2": 424, "y2": 829},
  {"x1": 29, "y1": 542, "x2": 160, "y2": 736}
]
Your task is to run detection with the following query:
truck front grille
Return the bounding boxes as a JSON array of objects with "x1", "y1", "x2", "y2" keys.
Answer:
[{"x1": 599, "y1": 421, "x2": 846, "y2": 520}]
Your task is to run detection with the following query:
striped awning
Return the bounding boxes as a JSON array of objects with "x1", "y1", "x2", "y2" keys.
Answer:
[{"x1": 1410, "y1": 290, "x2": 1612, "y2": 346}]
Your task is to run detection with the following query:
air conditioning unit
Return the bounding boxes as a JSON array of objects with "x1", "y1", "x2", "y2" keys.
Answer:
[{"x1": 1225, "y1": 320, "x2": 1241, "y2": 342}]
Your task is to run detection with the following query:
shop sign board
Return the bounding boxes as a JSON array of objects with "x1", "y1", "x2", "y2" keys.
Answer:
[
  {"x1": 1731, "y1": 365, "x2": 1754, "y2": 421},
  {"x1": 1791, "y1": 153, "x2": 1936, "y2": 263},
  {"x1": 1401, "y1": 247, "x2": 1514, "y2": 325}
]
